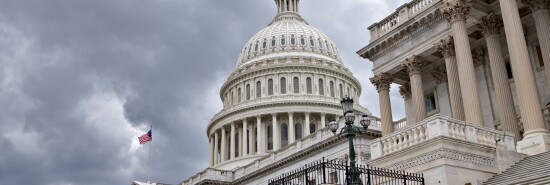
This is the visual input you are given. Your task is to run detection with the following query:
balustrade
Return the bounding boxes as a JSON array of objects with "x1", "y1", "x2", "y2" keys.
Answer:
[{"x1": 370, "y1": 115, "x2": 516, "y2": 160}]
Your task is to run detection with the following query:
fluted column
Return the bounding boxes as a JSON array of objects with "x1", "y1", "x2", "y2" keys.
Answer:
[
  {"x1": 242, "y1": 119, "x2": 248, "y2": 157},
  {"x1": 256, "y1": 116, "x2": 263, "y2": 154},
  {"x1": 288, "y1": 112, "x2": 295, "y2": 143},
  {"x1": 230, "y1": 123, "x2": 236, "y2": 159},
  {"x1": 500, "y1": 0, "x2": 550, "y2": 154},
  {"x1": 436, "y1": 36, "x2": 465, "y2": 121},
  {"x1": 304, "y1": 112, "x2": 311, "y2": 135},
  {"x1": 476, "y1": 14, "x2": 521, "y2": 139},
  {"x1": 442, "y1": 1, "x2": 485, "y2": 125},
  {"x1": 320, "y1": 113, "x2": 326, "y2": 129},
  {"x1": 370, "y1": 73, "x2": 394, "y2": 135},
  {"x1": 272, "y1": 113, "x2": 280, "y2": 151},
  {"x1": 221, "y1": 127, "x2": 227, "y2": 162},
  {"x1": 214, "y1": 131, "x2": 219, "y2": 165},
  {"x1": 525, "y1": 0, "x2": 550, "y2": 89},
  {"x1": 249, "y1": 124, "x2": 255, "y2": 154},
  {"x1": 402, "y1": 56, "x2": 427, "y2": 122}
]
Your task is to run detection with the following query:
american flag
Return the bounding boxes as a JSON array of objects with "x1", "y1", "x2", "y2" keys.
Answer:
[{"x1": 138, "y1": 128, "x2": 152, "y2": 145}]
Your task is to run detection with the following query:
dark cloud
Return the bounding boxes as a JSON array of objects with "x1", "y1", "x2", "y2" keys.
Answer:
[{"x1": 0, "y1": 0, "x2": 407, "y2": 184}]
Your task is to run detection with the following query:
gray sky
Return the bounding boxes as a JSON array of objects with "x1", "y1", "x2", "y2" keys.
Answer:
[{"x1": 0, "y1": 0, "x2": 409, "y2": 184}]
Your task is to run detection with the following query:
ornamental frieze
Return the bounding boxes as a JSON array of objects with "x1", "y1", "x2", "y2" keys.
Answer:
[{"x1": 386, "y1": 148, "x2": 495, "y2": 170}]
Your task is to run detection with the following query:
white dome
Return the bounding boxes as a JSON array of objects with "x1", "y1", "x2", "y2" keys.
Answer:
[{"x1": 237, "y1": 14, "x2": 342, "y2": 68}]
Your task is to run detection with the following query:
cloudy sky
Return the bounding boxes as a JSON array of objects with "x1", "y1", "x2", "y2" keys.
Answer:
[{"x1": 0, "y1": 0, "x2": 409, "y2": 184}]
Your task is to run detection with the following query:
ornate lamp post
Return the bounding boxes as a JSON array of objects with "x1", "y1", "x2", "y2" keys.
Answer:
[{"x1": 328, "y1": 97, "x2": 371, "y2": 185}]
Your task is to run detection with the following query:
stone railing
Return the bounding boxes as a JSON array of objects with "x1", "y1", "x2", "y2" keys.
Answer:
[
  {"x1": 368, "y1": 0, "x2": 440, "y2": 40},
  {"x1": 370, "y1": 115, "x2": 516, "y2": 160},
  {"x1": 393, "y1": 118, "x2": 407, "y2": 130},
  {"x1": 181, "y1": 168, "x2": 233, "y2": 185}
]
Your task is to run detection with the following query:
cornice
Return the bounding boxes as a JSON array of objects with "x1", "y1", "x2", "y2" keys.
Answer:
[{"x1": 358, "y1": 3, "x2": 446, "y2": 61}]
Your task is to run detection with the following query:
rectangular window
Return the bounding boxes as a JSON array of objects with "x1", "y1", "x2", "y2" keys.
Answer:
[{"x1": 425, "y1": 92, "x2": 437, "y2": 113}]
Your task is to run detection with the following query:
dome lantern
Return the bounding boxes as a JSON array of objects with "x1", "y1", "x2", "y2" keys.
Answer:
[{"x1": 275, "y1": 0, "x2": 300, "y2": 14}]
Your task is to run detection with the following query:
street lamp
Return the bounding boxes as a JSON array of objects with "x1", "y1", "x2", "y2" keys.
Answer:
[{"x1": 328, "y1": 97, "x2": 372, "y2": 185}]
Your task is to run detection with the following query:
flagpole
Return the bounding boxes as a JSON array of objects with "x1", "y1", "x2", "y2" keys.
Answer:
[{"x1": 147, "y1": 125, "x2": 152, "y2": 183}]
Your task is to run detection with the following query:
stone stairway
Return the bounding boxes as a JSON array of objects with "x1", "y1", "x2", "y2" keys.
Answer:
[{"x1": 484, "y1": 151, "x2": 550, "y2": 185}]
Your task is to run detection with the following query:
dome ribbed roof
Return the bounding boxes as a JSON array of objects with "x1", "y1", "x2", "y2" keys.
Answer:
[{"x1": 236, "y1": 13, "x2": 342, "y2": 68}]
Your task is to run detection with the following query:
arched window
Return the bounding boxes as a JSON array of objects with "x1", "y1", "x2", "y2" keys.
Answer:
[
  {"x1": 262, "y1": 39, "x2": 267, "y2": 49},
  {"x1": 310, "y1": 123, "x2": 316, "y2": 134},
  {"x1": 268, "y1": 79, "x2": 274, "y2": 95},
  {"x1": 267, "y1": 124, "x2": 273, "y2": 150},
  {"x1": 293, "y1": 77, "x2": 299, "y2": 94},
  {"x1": 281, "y1": 123, "x2": 288, "y2": 147},
  {"x1": 310, "y1": 38, "x2": 315, "y2": 47},
  {"x1": 231, "y1": 91, "x2": 234, "y2": 105},
  {"x1": 256, "y1": 81, "x2": 262, "y2": 98},
  {"x1": 319, "y1": 79, "x2": 325, "y2": 95},
  {"x1": 295, "y1": 123, "x2": 302, "y2": 140},
  {"x1": 281, "y1": 36, "x2": 286, "y2": 46},
  {"x1": 319, "y1": 39, "x2": 324, "y2": 49},
  {"x1": 238, "y1": 88, "x2": 242, "y2": 102},
  {"x1": 330, "y1": 81, "x2": 335, "y2": 97},
  {"x1": 246, "y1": 84, "x2": 251, "y2": 101},
  {"x1": 280, "y1": 77, "x2": 287, "y2": 94},
  {"x1": 306, "y1": 77, "x2": 312, "y2": 94},
  {"x1": 300, "y1": 36, "x2": 306, "y2": 46},
  {"x1": 255, "y1": 43, "x2": 259, "y2": 51},
  {"x1": 291, "y1": 35, "x2": 296, "y2": 45},
  {"x1": 339, "y1": 84, "x2": 343, "y2": 98},
  {"x1": 271, "y1": 37, "x2": 276, "y2": 47}
]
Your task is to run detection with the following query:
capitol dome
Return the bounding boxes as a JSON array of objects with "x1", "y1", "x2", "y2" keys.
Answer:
[
  {"x1": 237, "y1": 12, "x2": 342, "y2": 67},
  {"x1": 207, "y1": 0, "x2": 370, "y2": 171}
]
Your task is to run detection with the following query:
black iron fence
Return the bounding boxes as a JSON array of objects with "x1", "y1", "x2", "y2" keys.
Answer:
[{"x1": 268, "y1": 158, "x2": 424, "y2": 185}]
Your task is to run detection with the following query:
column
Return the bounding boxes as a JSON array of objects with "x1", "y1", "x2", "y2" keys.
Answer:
[
  {"x1": 209, "y1": 135, "x2": 214, "y2": 167},
  {"x1": 242, "y1": 119, "x2": 248, "y2": 157},
  {"x1": 442, "y1": 1, "x2": 485, "y2": 125},
  {"x1": 230, "y1": 123, "x2": 236, "y2": 160},
  {"x1": 272, "y1": 113, "x2": 280, "y2": 151},
  {"x1": 500, "y1": 0, "x2": 550, "y2": 154},
  {"x1": 214, "y1": 131, "x2": 219, "y2": 165},
  {"x1": 524, "y1": 0, "x2": 550, "y2": 89},
  {"x1": 476, "y1": 14, "x2": 521, "y2": 139},
  {"x1": 436, "y1": 36, "x2": 466, "y2": 120},
  {"x1": 256, "y1": 116, "x2": 263, "y2": 154},
  {"x1": 320, "y1": 113, "x2": 326, "y2": 129},
  {"x1": 221, "y1": 127, "x2": 227, "y2": 162},
  {"x1": 288, "y1": 112, "x2": 295, "y2": 143},
  {"x1": 402, "y1": 56, "x2": 427, "y2": 122},
  {"x1": 304, "y1": 112, "x2": 311, "y2": 135},
  {"x1": 370, "y1": 73, "x2": 394, "y2": 135}
]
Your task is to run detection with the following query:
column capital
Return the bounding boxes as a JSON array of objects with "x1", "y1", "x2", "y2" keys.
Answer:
[
  {"x1": 476, "y1": 14, "x2": 503, "y2": 38},
  {"x1": 370, "y1": 73, "x2": 393, "y2": 92},
  {"x1": 441, "y1": 0, "x2": 471, "y2": 23},
  {"x1": 288, "y1": 112, "x2": 293, "y2": 116},
  {"x1": 472, "y1": 47, "x2": 485, "y2": 67},
  {"x1": 402, "y1": 56, "x2": 426, "y2": 75},
  {"x1": 304, "y1": 112, "x2": 310, "y2": 116},
  {"x1": 399, "y1": 83, "x2": 411, "y2": 99},
  {"x1": 435, "y1": 36, "x2": 455, "y2": 58},
  {"x1": 242, "y1": 118, "x2": 248, "y2": 123},
  {"x1": 522, "y1": 0, "x2": 549, "y2": 13},
  {"x1": 271, "y1": 113, "x2": 278, "y2": 117},
  {"x1": 320, "y1": 112, "x2": 326, "y2": 116},
  {"x1": 431, "y1": 65, "x2": 448, "y2": 84},
  {"x1": 256, "y1": 115, "x2": 262, "y2": 120}
]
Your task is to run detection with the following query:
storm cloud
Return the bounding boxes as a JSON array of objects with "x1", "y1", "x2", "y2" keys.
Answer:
[{"x1": 0, "y1": 0, "x2": 408, "y2": 184}]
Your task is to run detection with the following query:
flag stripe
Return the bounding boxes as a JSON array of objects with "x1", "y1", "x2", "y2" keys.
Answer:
[{"x1": 138, "y1": 130, "x2": 152, "y2": 144}]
